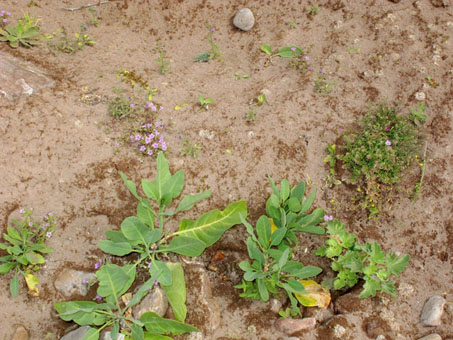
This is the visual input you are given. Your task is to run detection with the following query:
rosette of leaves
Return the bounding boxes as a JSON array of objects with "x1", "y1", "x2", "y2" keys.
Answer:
[
  {"x1": 55, "y1": 152, "x2": 247, "y2": 339},
  {"x1": 315, "y1": 220, "x2": 410, "y2": 298},
  {"x1": 235, "y1": 215, "x2": 323, "y2": 316},
  {"x1": 265, "y1": 176, "x2": 325, "y2": 247},
  {"x1": 0, "y1": 209, "x2": 55, "y2": 297},
  {"x1": 0, "y1": 13, "x2": 40, "y2": 48}
]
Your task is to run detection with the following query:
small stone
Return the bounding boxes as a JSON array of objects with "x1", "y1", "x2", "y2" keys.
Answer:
[
  {"x1": 199, "y1": 129, "x2": 215, "y2": 140},
  {"x1": 304, "y1": 306, "x2": 334, "y2": 323},
  {"x1": 376, "y1": 335, "x2": 386, "y2": 340},
  {"x1": 133, "y1": 286, "x2": 168, "y2": 319},
  {"x1": 421, "y1": 296, "x2": 446, "y2": 326},
  {"x1": 417, "y1": 334, "x2": 442, "y2": 340},
  {"x1": 54, "y1": 269, "x2": 96, "y2": 297},
  {"x1": 282, "y1": 337, "x2": 300, "y2": 340},
  {"x1": 415, "y1": 92, "x2": 426, "y2": 101},
  {"x1": 100, "y1": 331, "x2": 126, "y2": 340},
  {"x1": 430, "y1": 0, "x2": 448, "y2": 7},
  {"x1": 233, "y1": 8, "x2": 255, "y2": 31},
  {"x1": 12, "y1": 326, "x2": 29, "y2": 340},
  {"x1": 270, "y1": 298, "x2": 283, "y2": 314},
  {"x1": 274, "y1": 317, "x2": 317, "y2": 335},
  {"x1": 186, "y1": 333, "x2": 204, "y2": 340},
  {"x1": 60, "y1": 326, "x2": 91, "y2": 340}
]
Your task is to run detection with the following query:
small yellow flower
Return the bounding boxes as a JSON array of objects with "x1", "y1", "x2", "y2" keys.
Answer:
[
  {"x1": 331, "y1": 199, "x2": 335, "y2": 203},
  {"x1": 419, "y1": 163, "x2": 424, "y2": 166},
  {"x1": 357, "y1": 187, "x2": 361, "y2": 192},
  {"x1": 226, "y1": 149, "x2": 232, "y2": 154},
  {"x1": 415, "y1": 155, "x2": 418, "y2": 159}
]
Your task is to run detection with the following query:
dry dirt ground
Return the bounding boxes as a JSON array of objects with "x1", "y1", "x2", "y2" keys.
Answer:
[{"x1": 0, "y1": 0, "x2": 452, "y2": 339}]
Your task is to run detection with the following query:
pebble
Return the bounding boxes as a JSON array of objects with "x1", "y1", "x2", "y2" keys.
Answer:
[
  {"x1": 420, "y1": 296, "x2": 446, "y2": 326},
  {"x1": 60, "y1": 326, "x2": 91, "y2": 340},
  {"x1": 100, "y1": 331, "x2": 126, "y2": 340},
  {"x1": 12, "y1": 326, "x2": 29, "y2": 340},
  {"x1": 282, "y1": 337, "x2": 299, "y2": 340},
  {"x1": 54, "y1": 269, "x2": 96, "y2": 297},
  {"x1": 417, "y1": 334, "x2": 442, "y2": 340},
  {"x1": 415, "y1": 92, "x2": 426, "y2": 101},
  {"x1": 133, "y1": 286, "x2": 168, "y2": 319},
  {"x1": 199, "y1": 129, "x2": 215, "y2": 140},
  {"x1": 270, "y1": 298, "x2": 283, "y2": 314},
  {"x1": 304, "y1": 306, "x2": 334, "y2": 323},
  {"x1": 233, "y1": 8, "x2": 255, "y2": 31},
  {"x1": 274, "y1": 317, "x2": 317, "y2": 335}
]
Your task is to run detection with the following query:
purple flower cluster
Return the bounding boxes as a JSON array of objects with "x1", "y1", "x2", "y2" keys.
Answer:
[
  {"x1": 0, "y1": 10, "x2": 10, "y2": 25},
  {"x1": 130, "y1": 121, "x2": 167, "y2": 157}
]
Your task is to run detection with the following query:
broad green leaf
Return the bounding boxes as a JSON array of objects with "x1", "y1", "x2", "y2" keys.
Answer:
[
  {"x1": 240, "y1": 214, "x2": 257, "y2": 242},
  {"x1": 257, "y1": 278, "x2": 269, "y2": 301},
  {"x1": 160, "y1": 236, "x2": 205, "y2": 257},
  {"x1": 0, "y1": 262, "x2": 15, "y2": 274},
  {"x1": 291, "y1": 181, "x2": 305, "y2": 202},
  {"x1": 379, "y1": 280, "x2": 396, "y2": 298},
  {"x1": 156, "y1": 152, "x2": 172, "y2": 201},
  {"x1": 292, "y1": 265, "x2": 323, "y2": 279},
  {"x1": 3, "y1": 234, "x2": 21, "y2": 246},
  {"x1": 238, "y1": 261, "x2": 253, "y2": 272},
  {"x1": 137, "y1": 200, "x2": 156, "y2": 228},
  {"x1": 0, "y1": 242, "x2": 9, "y2": 250},
  {"x1": 268, "y1": 175, "x2": 280, "y2": 196},
  {"x1": 131, "y1": 323, "x2": 145, "y2": 340},
  {"x1": 111, "y1": 321, "x2": 120, "y2": 340},
  {"x1": 175, "y1": 190, "x2": 211, "y2": 213},
  {"x1": 54, "y1": 301, "x2": 104, "y2": 320},
  {"x1": 98, "y1": 240, "x2": 134, "y2": 256},
  {"x1": 286, "y1": 197, "x2": 302, "y2": 213},
  {"x1": 141, "y1": 312, "x2": 199, "y2": 335},
  {"x1": 359, "y1": 278, "x2": 380, "y2": 298},
  {"x1": 280, "y1": 179, "x2": 290, "y2": 201},
  {"x1": 30, "y1": 244, "x2": 53, "y2": 254},
  {"x1": 172, "y1": 200, "x2": 247, "y2": 248},
  {"x1": 121, "y1": 217, "x2": 160, "y2": 245},
  {"x1": 246, "y1": 237, "x2": 264, "y2": 265},
  {"x1": 256, "y1": 216, "x2": 271, "y2": 249},
  {"x1": 7, "y1": 226, "x2": 22, "y2": 240},
  {"x1": 161, "y1": 262, "x2": 187, "y2": 322},
  {"x1": 369, "y1": 242, "x2": 386, "y2": 264},
  {"x1": 96, "y1": 264, "x2": 134, "y2": 302},
  {"x1": 129, "y1": 270, "x2": 163, "y2": 308},
  {"x1": 106, "y1": 230, "x2": 129, "y2": 243},
  {"x1": 295, "y1": 280, "x2": 331, "y2": 307},
  {"x1": 244, "y1": 271, "x2": 258, "y2": 281},
  {"x1": 10, "y1": 272, "x2": 19, "y2": 297},
  {"x1": 149, "y1": 261, "x2": 172, "y2": 286},
  {"x1": 278, "y1": 247, "x2": 290, "y2": 269},
  {"x1": 300, "y1": 188, "x2": 317, "y2": 213},
  {"x1": 270, "y1": 227, "x2": 287, "y2": 246},
  {"x1": 261, "y1": 44, "x2": 272, "y2": 55},
  {"x1": 281, "y1": 281, "x2": 306, "y2": 295},
  {"x1": 162, "y1": 170, "x2": 184, "y2": 200},
  {"x1": 142, "y1": 179, "x2": 159, "y2": 201},
  {"x1": 144, "y1": 333, "x2": 174, "y2": 340},
  {"x1": 386, "y1": 253, "x2": 410, "y2": 276},
  {"x1": 276, "y1": 46, "x2": 302, "y2": 58},
  {"x1": 80, "y1": 328, "x2": 100, "y2": 340},
  {"x1": 120, "y1": 171, "x2": 141, "y2": 200},
  {"x1": 25, "y1": 251, "x2": 45, "y2": 265}
]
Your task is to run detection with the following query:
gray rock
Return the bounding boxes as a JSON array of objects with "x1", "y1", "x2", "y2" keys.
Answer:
[
  {"x1": 12, "y1": 326, "x2": 29, "y2": 340},
  {"x1": 60, "y1": 326, "x2": 91, "y2": 340},
  {"x1": 0, "y1": 51, "x2": 55, "y2": 103},
  {"x1": 270, "y1": 298, "x2": 283, "y2": 314},
  {"x1": 304, "y1": 306, "x2": 334, "y2": 323},
  {"x1": 417, "y1": 334, "x2": 442, "y2": 340},
  {"x1": 100, "y1": 331, "x2": 126, "y2": 340},
  {"x1": 133, "y1": 286, "x2": 168, "y2": 319},
  {"x1": 54, "y1": 269, "x2": 96, "y2": 297},
  {"x1": 282, "y1": 337, "x2": 299, "y2": 340},
  {"x1": 233, "y1": 8, "x2": 255, "y2": 31},
  {"x1": 274, "y1": 317, "x2": 317, "y2": 335},
  {"x1": 420, "y1": 296, "x2": 446, "y2": 326}
]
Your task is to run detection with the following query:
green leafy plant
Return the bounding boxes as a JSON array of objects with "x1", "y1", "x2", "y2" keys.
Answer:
[
  {"x1": 180, "y1": 138, "x2": 201, "y2": 158},
  {"x1": 314, "y1": 72, "x2": 335, "y2": 94},
  {"x1": 324, "y1": 144, "x2": 342, "y2": 187},
  {"x1": 194, "y1": 27, "x2": 223, "y2": 62},
  {"x1": 0, "y1": 209, "x2": 55, "y2": 297},
  {"x1": 198, "y1": 95, "x2": 213, "y2": 111},
  {"x1": 44, "y1": 28, "x2": 94, "y2": 54},
  {"x1": 108, "y1": 94, "x2": 135, "y2": 120},
  {"x1": 315, "y1": 220, "x2": 410, "y2": 298},
  {"x1": 235, "y1": 177, "x2": 326, "y2": 315},
  {"x1": 233, "y1": 72, "x2": 250, "y2": 80},
  {"x1": 155, "y1": 42, "x2": 170, "y2": 74},
  {"x1": 307, "y1": 4, "x2": 319, "y2": 16},
  {"x1": 245, "y1": 108, "x2": 256, "y2": 122},
  {"x1": 337, "y1": 104, "x2": 425, "y2": 216},
  {"x1": 56, "y1": 153, "x2": 247, "y2": 339},
  {"x1": 409, "y1": 102, "x2": 427, "y2": 126},
  {"x1": 260, "y1": 45, "x2": 312, "y2": 72},
  {"x1": 87, "y1": 8, "x2": 101, "y2": 27},
  {"x1": 255, "y1": 93, "x2": 268, "y2": 106},
  {"x1": 0, "y1": 13, "x2": 40, "y2": 48}
]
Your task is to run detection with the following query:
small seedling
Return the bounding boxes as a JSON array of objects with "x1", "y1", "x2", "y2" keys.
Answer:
[
  {"x1": 233, "y1": 72, "x2": 250, "y2": 80},
  {"x1": 260, "y1": 45, "x2": 312, "y2": 72},
  {"x1": 348, "y1": 46, "x2": 360, "y2": 54},
  {"x1": 87, "y1": 8, "x2": 101, "y2": 27},
  {"x1": 155, "y1": 42, "x2": 170, "y2": 74},
  {"x1": 324, "y1": 144, "x2": 341, "y2": 187},
  {"x1": 255, "y1": 93, "x2": 268, "y2": 106},
  {"x1": 44, "y1": 28, "x2": 94, "y2": 54},
  {"x1": 245, "y1": 109, "x2": 256, "y2": 122},
  {"x1": 108, "y1": 95, "x2": 135, "y2": 119},
  {"x1": 314, "y1": 72, "x2": 335, "y2": 94},
  {"x1": 180, "y1": 138, "x2": 202, "y2": 158},
  {"x1": 410, "y1": 102, "x2": 427, "y2": 126},
  {"x1": 307, "y1": 4, "x2": 319, "y2": 16},
  {"x1": 288, "y1": 20, "x2": 296, "y2": 29},
  {"x1": 0, "y1": 13, "x2": 41, "y2": 48},
  {"x1": 194, "y1": 27, "x2": 223, "y2": 62},
  {"x1": 426, "y1": 76, "x2": 438, "y2": 88},
  {"x1": 198, "y1": 95, "x2": 213, "y2": 111},
  {"x1": 0, "y1": 209, "x2": 55, "y2": 297}
]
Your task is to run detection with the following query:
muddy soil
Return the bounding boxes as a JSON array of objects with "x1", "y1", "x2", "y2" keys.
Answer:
[{"x1": 0, "y1": 0, "x2": 452, "y2": 339}]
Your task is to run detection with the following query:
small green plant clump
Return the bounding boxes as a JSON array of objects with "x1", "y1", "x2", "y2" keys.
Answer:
[
  {"x1": 87, "y1": 7, "x2": 101, "y2": 27},
  {"x1": 245, "y1": 108, "x2": 256, "y2": 122},
  {"x1": 314, "y1": 71, "x2": 335, "y2": 94},
  {"x1": 307, "y1": 4, "x2": 319, "y2": 16},
  {"x1": 55, "y1": 153, "x2": 247, "y2": 339},
  {"x1": 198, "y1": 95, "x2": 213, "y2": 111},
  {"x1": 336, "y1": 104, "x2": 426, "y2": 216},
  {"x1": 44, "y1": 27, "x2": 94, "y2": 54},
  {"x1": 0, "y1": 208, "x2": 56, "y2": 297},
  {"x1": 235, "y1": 177, "x2": 326, "y2": 316},
  {"x1": 180, "y1": 137, "x2": 202, "y2": 158},
  {"x1": 194, "y1": 27, "x2": 223, "y2": 62},
  {"x1": 260, "y1": 44, "x2": 313, "y2": 73},
  {"x1": 0, "y1": 13, "x2": 41, "y2": 48},
  {"x1": 155, "y1": 42, "x2": 170, "y2": 74},
  {"x1": 315, "y1": 219, "x2": 410, "y2": 298}
]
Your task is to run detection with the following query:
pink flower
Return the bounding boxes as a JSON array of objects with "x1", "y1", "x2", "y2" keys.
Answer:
[{"x1": 385, "y1": 140, "x2": 392, "y2": 146}]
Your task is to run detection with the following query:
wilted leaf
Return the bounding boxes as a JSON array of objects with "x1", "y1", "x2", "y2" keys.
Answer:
[
  {"x1": 25, "y1": 273, "x2": 39, "y2": 296},
  {"x1": 295, "y1": 280, "x2": 331, "y2": 308}
]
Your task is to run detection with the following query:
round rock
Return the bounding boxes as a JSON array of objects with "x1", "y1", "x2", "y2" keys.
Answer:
[
  {"x1": 54, "y1": 269, "x2": 96, "y2": 297},
  {"x1": 60, "y1": 326, "x2": 91, "y2": 340},
  {"x1": 133, "y1": 286, "x2": 168, "y2": 319},
  {"x1": 233, "y1": 8, "x2": 255, "y2": 31},
  {"x1": 274, "y1": 317, "x2": 317, "y2": 335},
  {"x1": 420, "y1": 296, "x2": 446, "y2": 326},
  {"x1": 417, "y1": 334, "x2": 442, "y2": 340},
  {"x1": 12, "y1": 326, "x2": 29, "y2": 340}
]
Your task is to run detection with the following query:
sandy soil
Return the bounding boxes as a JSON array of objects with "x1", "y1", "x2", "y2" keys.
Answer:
[{"x1": 0, "y1": 0, "x2": 452, "y2": 339}]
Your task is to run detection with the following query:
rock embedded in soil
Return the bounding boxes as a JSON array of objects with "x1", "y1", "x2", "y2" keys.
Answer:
[
  {"x1": 270, "y1": 298, "x2": 283, "y2": 314},
  {"x1": 233, "y1": 8, "x2": 255, "y2": 31},
  {"x1": 12, "y1": 326, "x2": 29, "y2": 340},
  {"x1": 54, "y1": 268, "x2": 96, "y2": 297},
  {"x1": 60, "y1": 326, "x2": 91, "y2": 340},
  {"x1": 274, "y1": 317, "x2": 317, "y2": 335},
  {"x1": 303, "y1": 306, "x2": 334, "y2": 323},
  {"x1": 420, "y1": 295, "x2": 446, "y2": 326},
  {"x1": 133, "y1": 286, "x2": 168, "y2": 319},
  {"x1": 430, "y1": 0, "x2": 449, "y2": 7},
  {"x1": 101, "y1": 331, "x2": 126, "y2": 340},
  {"x1": 417, "y1": 334, "x2": 442, "y2": 340}
]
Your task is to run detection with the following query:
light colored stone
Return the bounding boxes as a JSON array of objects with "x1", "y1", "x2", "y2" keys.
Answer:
[
  {"x1": 54, "y1": 269, "x2": 96, "y2": 297},
  {"x1": 376, "y1": 335, "x2": 386, "y2": 340},
  {"x1": 304, "y1": 306, "x2": 334, "y2": 323},
  {"x1": 60, "y1": 326, "x2": 91, "y2": 340},
  {"x1": 0, "y1": 51, "x2": 55, "y2": 103},
  {"x1": 100, "y1": 331, "x2": 126, "y2": 340},
  {"x1": 132, "y1": 286, "x2": 168, "y2": 319},
  {"x1": 270, "y1": 298, "x2": 283, "y2": 314},
  {"x1": 274, "y1": 317, "x2": 317, "y2": 335},
  {"x1": 282, "y1": 337, "x2": 299, "y2": 340},
  {"x1": 12, "y1": 326, "x2": 29, "y2": 340},
  {"x1": 417, "y1": 334, "x2": 442, "y2": 340},
  {"x1": 233, "y1": 8, "x2": 255, "y2": 31},
  {"x1": 420, "y1": 295, "x2": 446, "y2": 326},
  {"x1": 415, "y1": 92, "x2": 426, "y2": 101}
]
